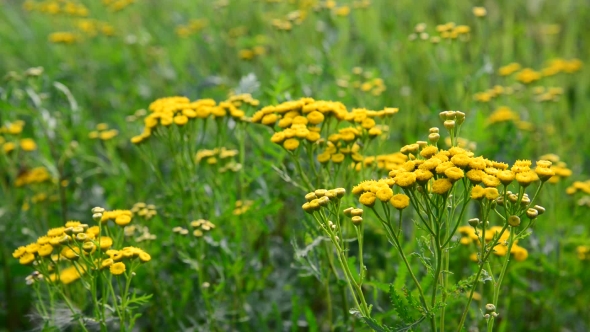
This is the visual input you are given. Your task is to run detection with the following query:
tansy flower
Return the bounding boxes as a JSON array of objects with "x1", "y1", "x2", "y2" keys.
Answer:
[
  {"x1": 20, "y1": 138, "x2": 37, "y2": 151},
  {"x1": 115, "y1": 215, "x2": 132, "y2": 226},
  {"x1": 307, "y1": 111, "x2": 324, "y2": 125},
  {"x1": 420, "y1": 146, "x2": 438, "y2": 158},
  {"x1": 496, "y1": 170, "x2": 515, "y2": 185},
  {"x1": 110, "y1": 262, "x2": 126, "y2": 275},
  {"x1": 38, "y1": 244, "x2": 53, "y2": 257},
  {"x1": 450, "y1": 154, "x2": 471, "y2": 168},
  {"x1": 331, "y1": 153, "x2": 345, "y2": 163},
  {"x1": 283, "y1": 138, "x2": 299, "y2": 151},
  {"x1": 20, "y1": 253, "x2": 36, "y2": 265},
  {"x1": 471, "y1": 185, "x2": 486, "y2": 200},
  {"x1": 415, "y1": 169, "x2": 433, "y2": 184},
  {"x1": 515, "y1": 171, "x2": 539, "y2": 187},
  {"x1": 482, "y1": 174, "x2": 500, "y2": 187},
  {"x1": 376, "y1": 187, "x2": 394, "y2": 202},
  {"x1": 432, "y1": 178, "x2": 453, "y2": 195},
  {"x1": 13, "y1": 247, "x2": 26, "y2": 258},
  {"x1": 359, "y1": 192, "x2": 377, "y2": 207},
  {"x1": 390, "y1": 194, "x2": 410, "y2": 210},
  {"x1": 139, "y1": 252, "x2": 151, "y2": 262},
  {"x1": 484, "y1": 188, "x2": 499, "y2": 200},
  {"x1": 466, "y1": 169, "x2": 484, "y2": 184},
  {"x1": 101, "y1": 258, "x2": 114, "y2": 269},
  {"x1": 445, "y1": 167, "x2": 464, "y2": 182},
  {"x1": 395, "y1": 172, "x2": 417, "y2": 188},
  {"x1": 99, "y1": 236, "x2": 113, "y2": 250}
]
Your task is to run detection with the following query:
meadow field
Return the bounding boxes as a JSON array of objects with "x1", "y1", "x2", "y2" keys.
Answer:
[{"x1": 1, "y1": 0, "x2": 590, "y2": 331}]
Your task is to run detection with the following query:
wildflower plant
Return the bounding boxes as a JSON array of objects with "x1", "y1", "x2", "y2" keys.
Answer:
[
  {"x1": 12, "y1": 207, "x2": 152, "y2": 332},
  {"x1": 302, "y1": 111, "x2": 551, "y2": 331}
]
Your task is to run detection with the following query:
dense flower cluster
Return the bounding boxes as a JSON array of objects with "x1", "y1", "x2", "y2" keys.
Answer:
[
  {"x1": 458, "y1": 226, "x2": 529, "y2": 261},
  {"x1": 131, "y1": 94, "x2": 259, "y2": 144}
]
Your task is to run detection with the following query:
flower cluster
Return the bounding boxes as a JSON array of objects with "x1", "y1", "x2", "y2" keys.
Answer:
[
  {"x1": 1, "y1": 120, "x2": 38, "y2": 154},
  {"x1": 15, "y1": 167, "x2": 54, "y2": 187},
  {"x1": 195, "y1": 147, "x2": 241, "y2": 172},
  {"x1": 458, "y1": 226, "x2": 529, "y2": 262},
  {"x1": 88, "y1": 123, "x2": 119, "y2": 141},
  {"x1": 131, "y1": 95, "x2": 259, "y2": 144},
  {"x1": 131, "y1": 202, "x2": 157, "y2": 220},
  {"x1": 23, "y1": 0, "x2": 89, "y2": 16},
  {"x1": 100, "y1": 209, "x2": 133, "y2": 226},
  {"x1": 175, "y1": 18, "x2": 208, "y2": 37}
]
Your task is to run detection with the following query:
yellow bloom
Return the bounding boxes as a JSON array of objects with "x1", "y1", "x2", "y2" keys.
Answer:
[
  {"x1": 174, "y1": 115, "x2": 189, "y2": 126},
  {"x1": 515, "y1": 171, "x2": 539, "y2": 187},
  {"x1": 472, "y1": 7, "x2": 487, "y2": 17},
  {"x1": 139, "y1": 252, "x2": 151, "y2": 262},
  {"x1": 115, "y1": 215, "x2": 132, "y2": 226},
  {"x1": 484, "y1": 188, "x2": 499, "y2": 200},
  {"x1": 471, "y1": 185, "x2": 486, "y2": 200},
  {"x1": 376, "y1": 187, "x2": 394, "y2": 202},
  {"x1": 99, "y1": 236, "x2": 113, "y2": 250},
  {"x1": 331, "y1": 153, "x2": 345, "y2": 163},
  {"x1": 466, "y1": 169, "x2": 484, "y2": 184},
  {"x1": 394, "y1": 172, "x2": 417, "y2": 188},
  {"x1": 13, "y1": 246, "x2": 26, "y2": 258},
  {"x1": 359, "y1": 192, "x2": 377, "y2": 207},
  {"x1": 444, "y1": 167, "x2": 464, "y2": 182},
  {"x1": 431, "y1": 178, "x2": 453, "y2": 195},
  {"x1": 19, "y1": 252, "x2": 36, "y2": 265},
  {"x1": 307, "y1": 111, "x2": 324, "y2": 125},
  {"x1": 110, "y1": 262, "x2": 126, "y2": 275},
  {"x1": 38, "y1": 244, "x2": 53, "y2": 257},
  {"x1": 283, "y1": 138, "x2": 300, "y2": 151},
  {"x1": 20, "y1": 138, "x2": 37, "y2": 151},
  {"x1": 390, "y1": 194, "x2": 410, "y2": 210},
  {"x1": 101, "y1": 258, "x2": 114, "y2": 269},
  {"x1": 482, "y1": 174, "x2": 500, "y2": 187},
  {"x1": 496, "y1": 170, "x2": 515, "y2": 185}
]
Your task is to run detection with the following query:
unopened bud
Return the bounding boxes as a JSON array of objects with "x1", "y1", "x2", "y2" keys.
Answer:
[
  {"x1": 428, "y1": 133, "x2": 440, "y2": 143},
  {"x1": 456, "y1": 111, "x2": 466, "y2": 125},
  {"x1": 468, "y1": 218, "x2": 479, "y2": 227},
  {"x1": 91, "y1": 207, "x2": 105, "y2": 214},
  {"x1": 526, "y1": 208, "x2": 538, "y2": 219},
  {"x1": 351, "y1": 216, "x2": 363, "y2": 225},
  {"x1": 318, "y1": 196, "x2": 330, "y2": 206},
  {"x1": 429, "y1": 127, "x2": 439, "y2": 134},
  {"x1": 445, "y1": 111, "x2": 457, "y2": 119},
  {"x1": 496, "y1": 196, "x2": 504, "y2": 206},
  {"x1": 520, "y1": 196, "x2": 531, "y2": 205},
  {"x1": 305, "y1": 192, "x2": 317, "y2": 201},
  {"x1": 92, "y1": 213, "x2": 103, "y2": 222},
  {"x1": 314, "y1": 189, "x2": 327, "y2": 197},
  {"x1": 485, "y1": 304, "x2": 496, "y2": 312},
  {"x1": 416, "y1": 141, "x2": 427, "y2": 149},
  {"x1": 334, "y1": 188, "x2": 346, "y2": 198},
  {"x1": 534, "y1": 205, "x2": 545, "y2": 215},
  {"x1": 439, "y1": 111, "x2": 448, "y2": 121},
  {"x1": 508, "y1": 215, "x2": 521, "y2": 227},
  {"x1": 343, "y1": 207, "x2": 354, "y2": 217},
  {"x1": 351, "y1": 208, "x2": 363, "y2": 217},
  {"x1": 444, "y1": 120, "x2": 456, "y2": 130},
  {"x1": 508, "y1": 194, "x2": 518, "y2": 203},
  {"x1": 302, "y1": 202, "x2": 314, "y2": 213}
]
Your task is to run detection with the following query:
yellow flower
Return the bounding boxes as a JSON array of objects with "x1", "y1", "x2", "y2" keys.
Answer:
[
  {"x1": 450, "y1": 154, "x2": 471, "y2": 168},
  {"x1": 283, "y1": 138, "x2": 300, "y2": 151},
  {"x1": 331, "y1": 153, "x2": 345, "y2": 163},
  {"x1": 466, "y1": 169, "x2": 484, "y2": 184},
  {"x1": 376, "y1": 187, "x2": 394, "y2": 202},
  {"x1": 420, "y1": 146, "x2": 438, "y2": 159},
  {"x1": 19, "y1": 252, "x2": 36, "y2": 265},
  {"x1": 496, "y1": 170, "x2": 515, "y2": 185},
  {"x1": 484, "y1": 188, "x2": 499, "y2": 200},
  {"x1": 415, "y1": 169, "x2": 433, "y2": 184},
  {"x1": 515, "y1": 171, "x2": 539, "y2": 187},
  {"x1": 431, "y1": 178, "x2": 453, "y2": 195},
  {"x1": 99, "y1": 130, "x2": 118, "y2": 141},
  {"x1": 110, "y1": 262, "x2": 126, "y2": 275},
  {"x1": 115, "y1": 215, "x2": 132, "y2": 226},
  {"x1": 359, "y1": 192, "x2": 377, "y2": 207},
  {"x1": 261, "y1": 114, "x2": 278, "y2": 126},
  {"x1": 20, "y1": 138, "x2": 37, "y2": 151},
  {"x1": 2, "y1": 142, "x2": 15, "y2": 154},
  {"x1": 472, "y1": 7, "x2": 487, "y2": 17},
  {"x1": 444, "y1": 167, "x2": 464, "y2": 182},
  {"x1": 174, "y1": 115, "x2": 189, "y2": 126},
  {"x1": 99, "y1": 236, "x2": 113, "y2": 250},
  {"x1": 535, "y1": 166, "x2": 555, "y2": 181},
  {"x1": 390, "y1": 194, "x2": 410, "y2": 210},
  {"x1": 482, "y1": 174, "x2": 500, "y2": 187},
  {"x1": 394, "y1": 172, "x2": 417, "y2": 188},
  {"x1": 307, "y1": 111, "x2": 324, "y2": 125},
  {"x1": 38, "y1": 244, "x2": 53, "y2": 257},
  {"x1": 306, "y1": 132, "x2": 321, "y2": 142},
  {"x1": 471, "y1": 185, "x2": 486, "y2": 200},
  {"x1": 139, "y1": 252, "x2": 151, "y2": 263},
  {"x1": 13, "y1": 246, "x2": 26, "y2": 258},
  {"x1": 512, "y1": 246, "x2": 528, "y2": 261},
  {"x1": 101, "y1": 258, "x2": 114, "y2": 269}
]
